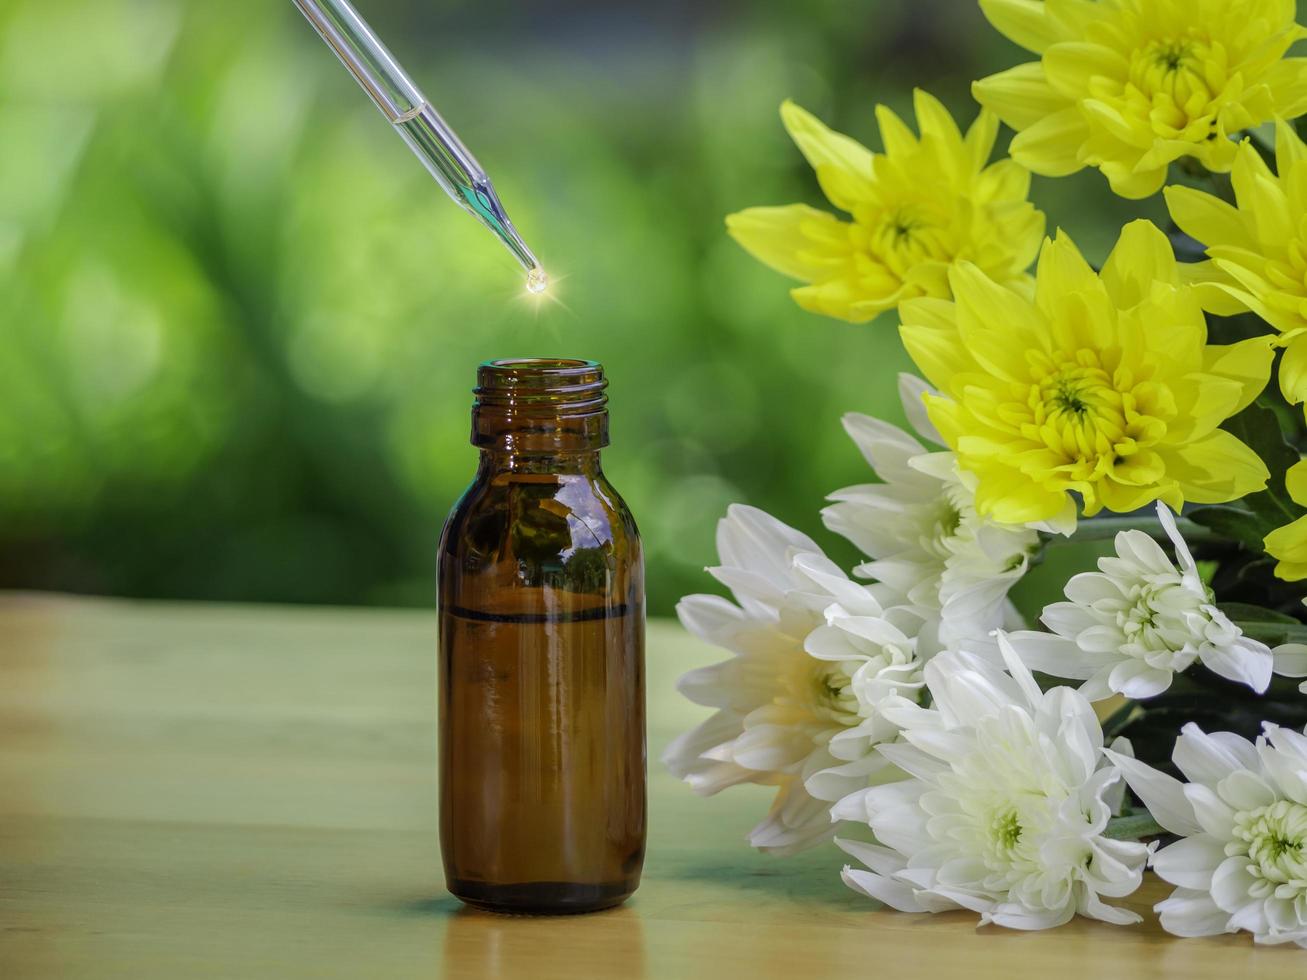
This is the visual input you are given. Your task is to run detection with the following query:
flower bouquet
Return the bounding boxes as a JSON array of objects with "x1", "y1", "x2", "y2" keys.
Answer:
[{"x1": 667, "y1": 0, "x2": 1307, "y2": 945}]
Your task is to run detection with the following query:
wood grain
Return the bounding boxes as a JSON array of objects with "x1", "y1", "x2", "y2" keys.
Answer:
[{"x1": 0, "y1": 594, "x2": 1300, "y2": 977}]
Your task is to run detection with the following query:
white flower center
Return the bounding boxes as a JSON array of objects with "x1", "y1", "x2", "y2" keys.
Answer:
[
  {"x1": 1230, "y1": 800, "x2": 1307, "y2": 898},
  {"x1": 989, "y1": 807, "x2": 1024, "y2": 852},
  {"x1": 923, "y1": 493, "x2": 964, "y2": 561},
  {"x1": 797, "y1": 659, "x2": 863, "y2": 726},
  {"x1": 1109, "y1": 575, "x2": 1213, "y2": 670}
]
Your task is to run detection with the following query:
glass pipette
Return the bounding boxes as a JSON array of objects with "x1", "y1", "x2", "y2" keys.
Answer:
[{"x1": 292, "y1": 0, "x2": 548, "y2": 293}]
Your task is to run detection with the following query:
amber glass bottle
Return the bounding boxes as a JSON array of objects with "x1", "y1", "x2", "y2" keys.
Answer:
[{"x1": 437, "y1": 358, "x2": 646, "y2": 914}]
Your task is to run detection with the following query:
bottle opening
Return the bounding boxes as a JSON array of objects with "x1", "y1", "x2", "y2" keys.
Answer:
[{"x1": 473, "y1": 358, "x2": 608, "y2": 451}]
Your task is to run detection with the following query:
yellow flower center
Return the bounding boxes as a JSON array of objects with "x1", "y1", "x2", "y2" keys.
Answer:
[
  {"x1": 1118, "y1": 34, "x2": 1225, "y2": 140},
  {"x1": 865, "y1": 203, "x2": 957, "y2": 279},
  {"x1": 1009, "y1": 348, "x2": 1173, "y2": 485}
]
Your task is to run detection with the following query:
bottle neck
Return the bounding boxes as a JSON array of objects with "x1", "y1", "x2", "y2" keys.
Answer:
[
  {"x1": 471, "y1": 358, "x2": 609, "y2": 455},
  {"x1": 478, "y1": 449, "x2": 602, "y2": 476}
]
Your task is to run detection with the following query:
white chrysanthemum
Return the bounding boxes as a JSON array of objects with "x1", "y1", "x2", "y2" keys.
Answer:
[
  {"x1": 1108, "y1": 722, "x2": 1307, "y2": 948},
  {"x1": 832, "y1": 634, "x2": 1148, "y2": 930},
  {"x1": 823, "y1": 374, "x2": 1043, "y2": 651},
  {"x1": 802, "y1": 599, "x2": 927, "y2": 804},
  {"x1": 664, "y1": 504, "x2": 922, "y2": 854},
  {"x1": 1007, "y1": 503, "x2": 1273, "y2": 700}
]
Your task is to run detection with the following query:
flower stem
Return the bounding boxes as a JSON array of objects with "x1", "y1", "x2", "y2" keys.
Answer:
[
  {"x1": 1105, "y1": 811, "x2": 1167, "y2": 841},
  {"x1": 1066, "y1": 515, "x2": 1220, "y2": 544}
]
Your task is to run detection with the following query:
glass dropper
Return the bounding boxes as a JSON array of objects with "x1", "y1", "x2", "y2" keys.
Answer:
[{"x1": 292, "y1": 0, "x2": 548, "y2": 294}]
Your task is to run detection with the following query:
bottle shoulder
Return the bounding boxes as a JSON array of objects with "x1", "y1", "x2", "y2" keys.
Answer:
[{"x1": 439, "y1": 468, "x2": 641, "y2": 601}]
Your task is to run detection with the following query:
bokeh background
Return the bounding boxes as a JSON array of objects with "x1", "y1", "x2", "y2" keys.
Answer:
[{"x1": 0, "y1": 0, "x2": 1164, "y2": 615}]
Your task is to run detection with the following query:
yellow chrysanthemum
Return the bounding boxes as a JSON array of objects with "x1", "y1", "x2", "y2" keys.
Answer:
[
  {"x1": 1265, "y1": 459, "x2": 1307, "y2": 579},
  {"x1": 973, "y1": 0, "x2": 1307, "y2": 199},
  {"x1": 899, "y1": 220, "x2": 1275, "y2": 526},
  {"x1": 1166, "y1": 121, "x2": 1307, "y2": 415},
  {"x1": 725, "y1": 90, "x2": 1045, "y2": 323}
]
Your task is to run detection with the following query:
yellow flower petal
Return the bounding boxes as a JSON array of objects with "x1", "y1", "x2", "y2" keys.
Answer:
[
  {"x1": 972, "y1": 63, "x2": 1071, "y2": 131},
  {"x1": 1099, "y1": 158, "x2": 1168, "y2": 201},
  {"x1": 1034, "y1": 231, "x2": 1097, "y2": 311},
  {"x1": 1010, "y1": 106, "x2": 1090, "y2": 176},
  {"x1": 1100, "y1": 219, "x2": 1178, "y2": 308},
  {"x1": 873, "y1": 104, "x2": 918, "y2": 158},
  {"x1": 792, "y1": 278, "x2": 896, "y2": 324},
  {"x1": 973, "y1": 463, "x2": 1070, "y2": 523},
  {"x1": 1043, "y1": 42, "x2": 1128, "y2": 101},
  {"x1": 1261, "y1": 456, "x2": 1307, "y2": 583},
  {"x1": 1162, "y1": 430, "x2": 1271, "y2": 504},
  {"x1": 814, "y1": 163, "x2": 874, "y2": 213},
  {"x1": 899, "y1": 296, "x2": 957, "y2": 332},
  {"x1": 1286, "y1": 458, "x2": 1307, "y2": 507},
  {"x1": 978, "y1": 0, "x2": 1064, "y2": 53},
  {"x1": 725, "y1": 205, "x2": 852, "y2": 282},
  {"x1": 1202, "y1": 335, "x2": 1275, "y2": 415},
  {"x1": 1265, "y1": 58, "x2": 1307, "y2": 118},
  {"x1": 1163, "y1": 185, "x2": 1253, "y2": 252},
  {"x1": 964, "y1": 109, "x2": 1000, "y2": 173},
  {"x1": 780, "y1": 100, "x2": 873, "y2": 180},
  {"x1": 1279, "y1": 331, "x2": 1307, "y2": 405},
  {"x1": 1275, "y1": 117, "x2": 1307, "y2": 171},
  {"x1": 912, "y1": 89, "x2": 964, "y2": 150},
  {"x1": 1176, "y1": 261, "x2": 1250, "y2": 317},
  {"x1": 899, "y1": 321, "x2": 971, "y2": 392}
]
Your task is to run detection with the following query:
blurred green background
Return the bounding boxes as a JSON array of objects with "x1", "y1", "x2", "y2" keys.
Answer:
[{"x1": 0, "y1": 0, "x2": 1161, "y2": 615}]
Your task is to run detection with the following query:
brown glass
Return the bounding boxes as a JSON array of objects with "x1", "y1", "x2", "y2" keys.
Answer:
[{"x1": 437, "y1": 358, "x2": 646, "y2": 914}]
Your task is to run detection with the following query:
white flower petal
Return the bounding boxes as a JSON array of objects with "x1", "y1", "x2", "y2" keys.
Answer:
[
  {"x1": 1154, "y1": 501, "x2": 1198, "y2": 576},
  {"x1": 835, "y1": 836, "x2": 908, "y2": 876},
  {"x1": 1078, "y1": 889, "x2": 1144, "y2": 926},
  {"x1": 1108, "y1": 659, "x2": 1174, "y2": 699},
  {"x1": 1273, "y1": 642, "x2": 1307, "y2": 678},
  {"x1": 1173, "y1": 722, "x2": 1256, "y2": 787},
  {"x1": 1038, "y1": 601, "x2": 1103, "y2": 639},
  {"x1": 1199, "y1": 637, "x2": 1273, "y2": 693},
  {"x1": 986, "y1": 903, "x2": 1076, "y2": 930},
  {"x1": 1215, "y1": 769, "x2": 1277, "y2": 813},
  {"x1": 1151, "y1": 835, "x2": 1227, "y2": 890},
  {"x1": 716, "y1": 504, "x2": 821, "y2": 594},
  {"x1": 841, "y1": 866, "x2": 926, "y2": 912},
  {"x1": 676, "y1": 593, "x2": 747, "y2": 644},
  {"x1": 1210, "y1": 855, "x2": 1260, "y2": 914},
  {"x1": 1183, "y1": 783, "x2": 1236, "y2": 839},
  {"x1": 897, "y1": 372, "x2": 943, "y2": 445},
  {"x1": 805, "y1": 753, "x2": 895, "y2": 803},
  {"x1": 662, "y1": 708, "x2": 747, "y2": 779},
  {"x1": 1255, "y1": 738, "x2": 1307, "y2": 806},
  {"x1": 1062, "y1": 571, "x2": 1124, "y2": 605},
  {"x1": 1103, "y1": 748, "x2": 1203, "y2": 838},
  {"x1": 840, "y1": 412, "x2": 928, "y2": 485},
  {"x1": 1002, "y1": 630, "x2": 1099, "y2": 679},
  {"x1": 1155, "y1": 887, "x2": 1232, "y2": 938}
]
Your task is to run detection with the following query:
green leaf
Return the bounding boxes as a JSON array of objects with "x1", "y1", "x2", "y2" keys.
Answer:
[
  {"x1": 1186, "y1": 503, "x2": 1266, "y2": 551},
  {"x1": 1217, "y1": 602, "x2": 1299, "y2": 625},
  {"x1": 1219, "y1": 402, "x2": 1304, "y2": 531},
  {"x1": 1221, "y1": 600, "x2": 1307, "y2": 645},
  {"x1": 1104, "y1": 811, "x2": 1167, "y2": 842}
]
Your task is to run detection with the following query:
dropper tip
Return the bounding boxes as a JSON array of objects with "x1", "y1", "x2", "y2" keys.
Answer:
[{"x1": 525, "y1": 268, "x2": 549, "y2": 295}]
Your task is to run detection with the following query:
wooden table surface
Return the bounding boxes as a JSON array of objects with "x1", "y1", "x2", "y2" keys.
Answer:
[{"x1": 0, "y1": 594, "x2": 1301, "y2": 978}]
